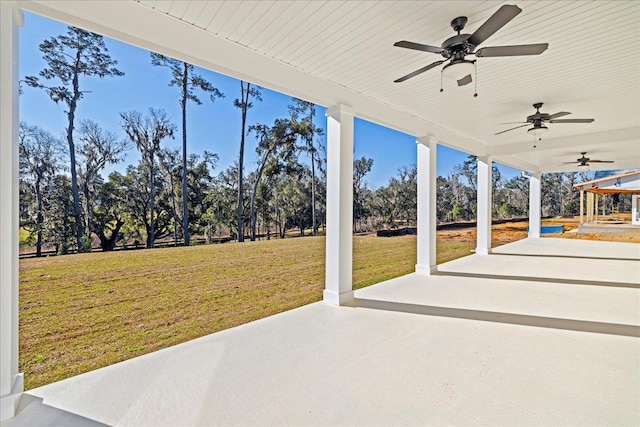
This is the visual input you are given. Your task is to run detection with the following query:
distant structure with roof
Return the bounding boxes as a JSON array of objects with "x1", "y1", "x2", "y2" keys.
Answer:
[{"x1": 573, "y1": 170, "x2": 640, "y2": 226}]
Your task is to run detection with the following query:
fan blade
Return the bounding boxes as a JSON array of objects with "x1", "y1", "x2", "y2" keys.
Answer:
[
  {"x1": 393, "y1": 41, "x2": 444, "y2": 54},
  {"x1": 548, "y1": 111, "x2": 571, "y2": 119},
  {"x1": 589, "y1": 160, "x2": 614, "y2": 163},
  {"x1": 562, "y1": 161, "x2": 579, "y2": 164},
  {"x1": 475, "y1": 43, "x2": 548, "y2": 57},
  {"x1": 457, "y1": 74, "x2": 473, "y2": 86},
  {"x1": 549, "y1": 118, "x2": 595, "y2": 123},
  {"x1": 394, "y1": 60, "x2": 444, "y2": 83},
  {"x1": 498, "y1": 121, "x2": 528, "y2": 125},
  {"x1": 495, "y1": 124, "x2": 529, "y2": 135},
  {"x1": 468, "y1": 4, "x2": 521, "y2": 46}
]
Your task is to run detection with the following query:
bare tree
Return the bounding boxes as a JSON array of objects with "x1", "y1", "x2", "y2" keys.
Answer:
[
  {"x1": 19, "y1": 123, "x2": 63, "y2": 257},
  {"x1": 77, "y1": 119, "x2": 129, "y2": 240},
  {"x1": 120, "y1": 109, "x2": 176, "y2": 248},
  {"x1": 288, "y1": 98, "x2": 323, "y2": 235},
  {"x1": 248, "y1": 120, "x2": 297, "y2": 241},
  {"x1": 157, "y1": 148, "x2": 182, "y2": 246},
  {"x1": 234, "y1": 81, "x2": 262, "y2": 242}
]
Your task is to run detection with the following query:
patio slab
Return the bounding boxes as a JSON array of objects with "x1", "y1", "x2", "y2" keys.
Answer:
[
  {"x1": 5, "y1": 238, "x2": 640, "y2": 426},
  {"x1": 437, "y1": 237, "x2": 640, "y2": 287}
]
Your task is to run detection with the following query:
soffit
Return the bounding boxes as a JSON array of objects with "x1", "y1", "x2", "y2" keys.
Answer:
[{"x1": 17, "y1": 0, "x2": 640, "y2": 172}]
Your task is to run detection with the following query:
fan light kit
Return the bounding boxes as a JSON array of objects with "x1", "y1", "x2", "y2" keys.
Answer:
[
  {"x1": 393, "y1": 4, "x2": 548, "y2": 96},
  {"x1": 527, "y1": 125, "x2": 548, "y2": 137},
  {"x1": 442, "y1": 60, "x2": 475, "y2": 81},
  {"x1": 496, "y1": 103, "x2": 595, "y2": 148}
]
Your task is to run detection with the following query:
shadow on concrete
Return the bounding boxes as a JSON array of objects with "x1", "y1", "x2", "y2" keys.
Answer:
[
  {"x1": 435, "y1": 271, "x2": 639, "y2": 289},
  {"x1": 491, "y1": 252, "x2": 640, "y2": 262},
  {"x1": 3, "y1": 394, "x2": 108, "y2": 427},
  {"x1": 351, "y1": 298, "x2": 640, "y2": 337}
]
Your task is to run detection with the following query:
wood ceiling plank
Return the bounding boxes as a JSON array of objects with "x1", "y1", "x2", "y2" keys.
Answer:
[
  {"x1": 274, "y1": 1, "x2": 361, "y2": 62},
  {"x1": 153, "y1": 0, "x2": 173, "y2": 14},
  {"x1": 205, "y1": 1, "x2": 244, "y2": 35},
  {"x1": 254, "y1": 1, "x2": 327, "y2": 54},
  {"x1": 192, "y1": 1, "x2": 224, "y2": 29},
  {"x1": 167, "y1": 0, "x2": 190, "y2": 19},
  {"x1": 180, "y1": 1, "x2": 208, "y2": 23},
  {"x1": 227, "y1": 1, "x2": 278, "y2": 43}
]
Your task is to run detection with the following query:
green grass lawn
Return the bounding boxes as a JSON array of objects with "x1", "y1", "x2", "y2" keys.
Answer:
[{"x1": 19, "y1": 235, "x2": 473, "y2": 390}]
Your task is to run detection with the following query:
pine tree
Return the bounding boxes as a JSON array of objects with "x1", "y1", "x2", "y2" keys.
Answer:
[
  {"x1": 25, "y1": 26, "x2": 124, "y2": 252},
  {"x1": 150, "y1": 53, "x2": 223, "y2": 245}
]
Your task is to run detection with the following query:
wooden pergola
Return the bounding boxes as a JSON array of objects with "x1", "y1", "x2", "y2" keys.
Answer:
[{"x1": 573, "y1": 170, "x2": 640, "y2": 224}]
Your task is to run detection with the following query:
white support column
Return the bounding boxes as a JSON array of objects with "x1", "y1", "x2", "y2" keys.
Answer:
[
  {"x1": 323, "y1": 105, "x2": 355, "y2": 305},
  {"x1": 476, "y1": 156, "x2": 492, "y2": 255},
  {"x1": 415, "y1": 136, "x2": 437, "y2": 274},
  {"x1": 528, "y1": 172, "x2": 542, "y2": 238},
  {"x1": 1, "y1": 3, "x2": 24, "y2": 421},
  {"x1": 579, "y1": 189, "x2": 584, "y2": 224}
]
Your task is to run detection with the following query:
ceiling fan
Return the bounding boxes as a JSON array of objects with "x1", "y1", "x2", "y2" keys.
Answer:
[
  {"x1": 496, "y1": 103, "x2": 595, "y2": 137},
  {"x1": 393, "y1": 4, "x2": 548, "y2": 94},
  {"x1": 563, "y1": 152, "x2": 614, "y2": 168}
]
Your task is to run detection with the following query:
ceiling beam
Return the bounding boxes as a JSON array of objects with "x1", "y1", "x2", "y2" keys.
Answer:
[
  {"x1": 491, "y1": 155, "x2": 539, "y2": 174},
  {"x1": 542, "y1": 157, "x2": 640, "y2": 174}
]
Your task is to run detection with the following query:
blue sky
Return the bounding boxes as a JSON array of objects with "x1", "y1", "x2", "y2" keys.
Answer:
[{"x1": 18, "y1": 12, "x2": 519, "y2": 189}]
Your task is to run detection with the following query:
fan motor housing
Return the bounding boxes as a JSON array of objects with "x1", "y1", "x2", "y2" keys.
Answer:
[
  {"x1": 527, "y1": 113, "x2": 550, "y2": 123},
  {"x1": 442, "y1": 34, "x2": 472, "y2": 55}
]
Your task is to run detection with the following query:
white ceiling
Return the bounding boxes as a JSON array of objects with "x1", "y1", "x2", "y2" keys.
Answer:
[{"x1": 16, "y1": 0, "x2": 640, "y2": 173}]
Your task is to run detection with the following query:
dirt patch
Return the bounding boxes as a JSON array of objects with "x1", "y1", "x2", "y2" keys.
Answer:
[
  {"x1": 436, "y1": 220, "x2": 529, "y2": 246},
  {"x1": 438, "y1": 215, "x2": 640, "y2": 245}
]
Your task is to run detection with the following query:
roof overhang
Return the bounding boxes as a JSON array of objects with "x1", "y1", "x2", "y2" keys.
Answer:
[
  {"x1": 14, "y1": 0, "x2": 640, "y2": 174},
  {"x1": 574, "y1": 170, "x2": 640, "y2": 194}
]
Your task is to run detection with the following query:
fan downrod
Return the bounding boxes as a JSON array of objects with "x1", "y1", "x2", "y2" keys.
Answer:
[
  {"x1": 450, "y1": 17, "x2": 467, "y2": 33},
  {"x1": 533, "y1": 102, "x2": 543, "y2": 111}
]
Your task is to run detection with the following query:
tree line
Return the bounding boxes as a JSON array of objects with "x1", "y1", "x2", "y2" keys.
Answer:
[
  {"x1": 19, "y1": 26, "x2": 324, "y2": 255},
  {"x1": 350, "y1": 155, "x2": 632, "y2": 233},
  {"x1": 19, "y1": 26, "x2": 630, "y2": 257}
]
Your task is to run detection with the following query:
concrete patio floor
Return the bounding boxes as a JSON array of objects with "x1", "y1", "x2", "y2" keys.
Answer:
[{"x1": 5, "y1": 238, "x2": 640, "y2": 426}]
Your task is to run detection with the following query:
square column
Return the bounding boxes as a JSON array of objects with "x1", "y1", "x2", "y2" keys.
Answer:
[
  {"x1": 528, "y1": 172, "x2": 542, "y2": 238},
  {"x1": 579, "y1": 189, "x2": 584, "y2": 224},
  {"x1": 632, "y1": 195, "x2": 640, "y2": 225},
  {"x1": 476, "y1": 156, "x2": 492, "y2": 255},
  {"x1": 415, "y1": 136, "x2": 437, "y2": 274},
  {"x1": 323, "y1": 105, "x2": 355, "y2": 305},
  {"x1": 1, "y1": 3, "x2": 24, "y2": 421}
]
